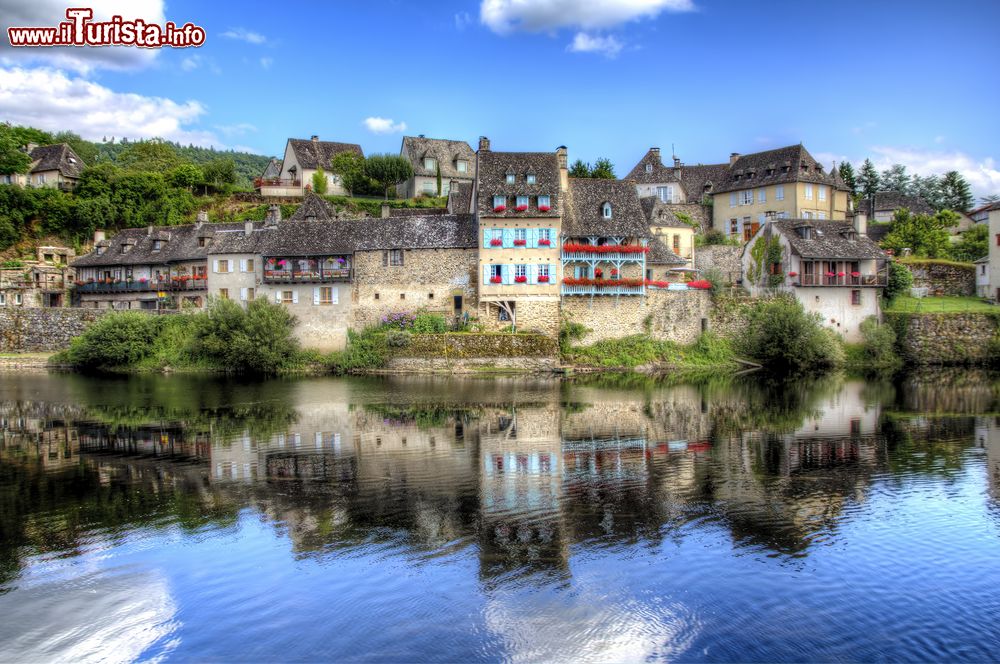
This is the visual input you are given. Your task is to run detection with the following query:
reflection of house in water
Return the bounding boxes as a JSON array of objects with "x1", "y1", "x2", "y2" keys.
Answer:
[
  {"x1": 977, "y1": 418, "x2": 1000, "y2": 503},
  {"x1": 0, "y1": 407, "x2": 80, "y2": 472}
]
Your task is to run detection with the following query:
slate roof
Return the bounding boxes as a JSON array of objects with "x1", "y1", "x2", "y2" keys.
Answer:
[
  {"x1": 401, "y1": 136, "x2": 476, "y2": 180},
  {"x1": 772, "y1": 219, "x2": 886, "y2": 260},
  {"x1": 858, "y1": 191, "x2": 935, "y2": 216},
  {"x1": 287, "y1": 138, "x2": 363, "y2": 170},
  {"x1": 476, "y1": 150, "x2": 562, "y2": 218},
  {"x1": 639, "y1": 197, "x2": 701, "y2": 229},
  {"x1": 261, "y1": 158, "x2": 282, "y2": 179},
  {"x1": 625, "y1": 149, "x2": 681, "y2": 185},
  {"x1": 447, "y1": 181, "x2": 473, "y2": 214},
  {"x1": 624, "y1": 149, "x2": 729, "y2": 203},
  {"x1": 564, "y1": 178, "x2": 649, "y2": 238},
  {"x1": 974, "y1": 255, "x2": 989, "y2": 264},
  {"x1": 714, "y1": 145, "x2": 846, "y2": 194},
  {"x1": 287, "y1": 192, "x2": 336, "y2": 221},
  {"x1": 970, "y1": 201, "x2": 1000, "y2": 216},
  {"x1": 72, "y1": 222, "x2": 246, "y2": 267},
  {"x1": 646, "y1": 236, "x2": 686, "y2": 265},
  {"x1": 29, "y1": 143, "x2": 85, "y2": 179}
]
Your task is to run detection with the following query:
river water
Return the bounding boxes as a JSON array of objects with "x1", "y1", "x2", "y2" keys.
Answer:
[{"x1": 0, "y1": 371, "x2": 998, "y2": 662}]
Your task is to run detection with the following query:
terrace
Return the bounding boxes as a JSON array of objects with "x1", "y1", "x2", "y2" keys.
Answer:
[
  {"x1": 263, "y1": 256, "x2": 352, "y2": 284},
  {"x1": 75, "y1": 277, "x2": 207, "y2": 293},
  {"x1": 795, "y1": 272, "x2": 888, "y2": 287}
]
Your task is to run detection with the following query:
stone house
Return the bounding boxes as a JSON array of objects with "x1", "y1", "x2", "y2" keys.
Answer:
[
  {"x1": 624, "y1": 148, "x2": 728, "y2": 205},
  {"x1": 859, "y1": 191, "x2": 974, "y2": 242},
  {"x1": 975, "y1": 256, "x2": 990, "y2": 298},
  {"x1": 473, "y1": 138, "x2": 564, "y2": 334},
  {"x1": 741, "y1": 217, "x2": 888, "y2": 342},
  {"x1": 397, "y1": 136, "x2": 476, "y2": 198},
  {"x1": 0, "y1": 245, "x2": 76, "y2": 308},
  {"x1": 2, "y1": 143, "x2": 86, "y2": 189},
  {"x1": 256, "y1": 136, "x2": 364, "y2": 197},
  {"x1": 640, "y1": 196, "x2": 697, "y2": 265}
]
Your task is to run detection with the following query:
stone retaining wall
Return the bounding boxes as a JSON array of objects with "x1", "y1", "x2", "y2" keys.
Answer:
[
  {"x1": 401, "y1": 333, "x2": 557, "y2": 358},
  {"x1": 561, "y1": 290, "x2": 713, "y2": 345},
  {"x1": 385, "y1": 356, "x2": 558, "y2": 373},
  {"x1": 886, "y1": 311, "x2": 999, "y2": 365},
  {"x1": 694, "y1": 245, "x2": 743, "y2": 283},
  {"x1": 902, "y1": 260, "x2": 976, "y2": 296},
  {"x1": 0, "y1": 308, "x2": 109, "y2": 352}
]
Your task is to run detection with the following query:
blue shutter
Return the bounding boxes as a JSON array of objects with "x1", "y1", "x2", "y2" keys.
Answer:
[
  {"x1": 501, "y1": 264, "x2": 510, "y2": 285},
  {"x1": 483, "y1": 228, "x2": 490, "y2": 248},
  {"x1": 528, "y1": 264, "x2": 537, "y2": 284},
  {"x1": 550, "y1": 263, "x2": 557, "y2": 282},
  {"x1": 483, "y1": 265, "x2": 490, "y2": 285},
  {"x1": 502, "y1": 228, "x2": 513, "y2": 248}
]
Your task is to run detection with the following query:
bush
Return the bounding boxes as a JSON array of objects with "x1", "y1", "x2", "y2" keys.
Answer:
[
  {"x1": 412, "y1": 313, "x2": 447, "y2": 334},
  {"x1": 384, "y1": 330, "x2": 412, "y2": 348},
  {"x1": 739, "y1": 297, "x2": 844, "y2": 372},
  {"x1": 62, "y1": 312, "x2": 159, "y2": 369},
  {"x1": 190, "y1": 298, "x2": 300, "y2": 374},
  {"x1": 380, "y1": 311, "x2": 416, "y2": 330},
  {"x1": 698, "y1": 229, "x2": 727, "y2": 246},
  {"x1": 559, "y1": 320, "x2": 589, "y2": 354},
  {"x1": 885, "y1": 261, "x2": 914, "y2": 303},
  {"x1": 329, "y1": 328, "x2": 388, "y2": 372},
  {"x1": 856, "y1": 316, "x2": 901, "y2": 371}
]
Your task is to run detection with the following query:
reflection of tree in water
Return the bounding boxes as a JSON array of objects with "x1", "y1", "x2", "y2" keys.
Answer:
[{"x1": 894, "y1": 368, "x2": 1000, "y2": 415}]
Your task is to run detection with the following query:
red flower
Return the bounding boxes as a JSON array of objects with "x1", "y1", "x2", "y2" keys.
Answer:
[
  {"x1": 645, "y1": 279, "x2": 670, "y2": 288},
  {"x1": 594, "y1": 269, "x2": 603, "y2": 278},
  {"x1": 687, "y1": 280, "x2": 712, "y2": 290},
  {"x1": 537, "y1": 275, "x2": 550, "y2": 283},
  {"x1": 515, "y1": 205, "x2": 528, "y2": 212},
  {"x1": 490, "y1": 276, "x2": 502, "y2": 284},
  {"x1": 493, "y1": 205, "x2": 506, "y2": 213},
  {"x1": 490, "y1": 238, "x2": 503, "y2": 246},
  {"x1": 513, "y1": 239, "x2": 527, "y2": 246},
  {"x1": 825, "y1": 271, "x2": 836, "y2": 277},
  {"x1": 562, "y1": 277, "x2": 645, "y2": 287},
  {"x1": 561, "y1": 243, "x2": 649, "y2": 254},
  {"x1": 538, "y1": 238, "x2": 551, "y2": 246},
  {"x1": 538, "y1": 205, "x2": 551, "y2": 212},
  {"x1": 514, "y1": 275, "x2": 528, "y2": 283},
  {"x1": 787, "y1": 271, "x2": 798, "y2": 277},
  {"x1": 610, "y1": 268, "x2": 619, "y2": 277},
  {"x1": 837, "y1": 271, "x2": 846, "y2": 277},
  {"x1": 851, "y1": 271, "x2": 861, "y2": 278}
]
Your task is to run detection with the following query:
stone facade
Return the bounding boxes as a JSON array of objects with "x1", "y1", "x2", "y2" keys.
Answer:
[
  {"x1": 694, "y1": 245, "x2": 743, "y2": 283},
  {"x1": 902, "y1": 260, "x2": 976, "y2": 297},
  {"x1": 887, "y1": 312, "x2": 1000, "y2": 365},
  {"x1": 0, "y1": 308, "x2": 108, "y2": 352},
  {"x1": 561, "y1": 290, "x2": 713, "y2": 345},
  {"x1": 478, "y1": 298, "x2": 560, "y2": 336}
]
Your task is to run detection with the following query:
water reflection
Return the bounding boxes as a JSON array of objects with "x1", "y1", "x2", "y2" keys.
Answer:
[{"x1": 1, "y1": 371, "x2": 999, "y2": 661}]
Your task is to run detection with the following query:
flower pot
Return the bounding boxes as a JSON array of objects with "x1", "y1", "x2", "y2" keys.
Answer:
[
  {"x1": 514, "y1": 276, "x2": 527, "y2": 283},
  {"x1": 490, "y1": 276, "x2": 502, "y2": 284},
  {"x1": 493, "y1": 205, "x2": 506, "y2": 213},
  {"x1": 515, "y1": 205, "x2": 528, "y2": 212},
  {"x1": 538, "y1": 239, "x2": 551, "y2": 246},
  {"x1": 537, "y1": 276, "x2": 549, "y2": 283},
  {"x1": 490, "y1": 239, "x2": 502, "y2": 246},
  {"x1": 513, "y1": 239, "x2": 526, "y2": 246},
  {"x1": 538, "y1": 206, "x2": 551, "y2": 212}
]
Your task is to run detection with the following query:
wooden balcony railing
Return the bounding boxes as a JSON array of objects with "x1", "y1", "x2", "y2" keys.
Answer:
[
  {"x1": 254, "y1": 177, "x2": 302, "y2": 189},
  {"x1": 797, "y1": 273, "x2": 887, "y2": 287},
  {"x1": 561, "y1": 284, "x2": 644, "y2": 296},
  {"x1": 263, "y1": 268, "x2": 352, "y2": 284},
  {"x1": 75, "y1": 278, "x2": 208, "y2": 293}
]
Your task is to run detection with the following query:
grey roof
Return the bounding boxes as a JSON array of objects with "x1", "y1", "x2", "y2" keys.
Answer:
[
  {"x1": 287, "y1": 138, "x2": 363, "y2": 170},
  {"x1": 715, "y1": 145, "x2": 846, "y2": 194},
  {"x1": 476, "y1": 150, "x2": 562, "y2": 218},
  {"x1": 858, "y1": 191, "x2": 935, "y2": 216},
  {"x1": 448, "y1": 181, "x2": 473, "y2": 214},
  {"x1": 974, "y1": 255, "x2": 989, "y2": 264},
  {"x1": 401, "y1": 136, "x2": 476, "y2": 180},
  {"x1": 287, "y1": 193, "x2": 335, "y2": 221},
  {"x1": 72, "y1": 222, "x2": 245, "y2": 267},
  {"x1": 261, "y1": 158, "x2": 282, "y2": 179},
  {"x1": 625, "y1": 149, "x2": 682, "y2": 184},
  {"x1": 772, "y1": 219, "x2": 886, "y2": 260},
  {"x1": 646, "y1": 236, "x2": 686, "y2": 265},
  {"x1": 29, "y1": 143, "x2": 85, "y2": 179},
  {"x1": 564, "y1": 178, "x2": 649, "y2": 238},
  {"x1": 970, "y1": 201, "x2": 1000, "y2": 216},
  {"x1": 639, "y1": 197, "x2": 701, "y2": 229},
  {"x1": 624, "y1": 149, "x2": 732, "y2": 202}
]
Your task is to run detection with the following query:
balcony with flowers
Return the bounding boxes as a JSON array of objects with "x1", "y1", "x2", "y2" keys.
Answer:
[
  {"x1": 560, "y1": 241, "x2": 650, "y2": 262},
  {"x1": 263, "y1": 256, "x2": 352, "y2": 284},
  {"x1": 788, "y1": 260, "x2": 888, "y2": 287}
]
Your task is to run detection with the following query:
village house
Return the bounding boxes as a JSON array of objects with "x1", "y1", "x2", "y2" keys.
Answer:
[
  {"x1": 859, "y1": 190, "x2": 974, "y2": 244},
  {"x1": 0, "y1": 245, "x2": 75, "y2": 308},
  {"x1": 255, "y1": 136, "x2": 364, "y2": 197},
  {"x1": 624, "y1": 147, "x2": 728, "y2": 205},
  {"x1": 970, "y1": 200, "x2": 1000, "y2": 225},
  {"x1": 740, "y1": 214, "x2": 888, "y2": 341},
  {"x1": 2, "y1": 143, "x2": 85, "y2": 190},
  {"x1": 397, "y1": 136, "x2": 476, "y2": 198},
  {"x1": 640, "y1": 196, "x2": 696, "y2": 266}
]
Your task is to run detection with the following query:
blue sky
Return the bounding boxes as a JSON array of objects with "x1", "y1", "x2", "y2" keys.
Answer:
[{"x1": 1, "y1": 0, "x2": 999, "y2": 194}]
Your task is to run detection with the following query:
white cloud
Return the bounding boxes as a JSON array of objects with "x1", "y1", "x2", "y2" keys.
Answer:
[
  {"x1": 221, "y1": 27, "x2": 267, "y2": 45},
  {"x1": 567, "y1": 32, "x2": 622, "y2": 57},
  {"x1": 181, "y1": 55, "x2": 201, "y2": 72},
  {"x1": 363, "y1": 116, "x2": 407, "y2": 134},
  {"x1": 259, "y1": 57, "x2": 273, "y2": 69},
  {"x1": 0, "y1": 66, "x2": 224, "y2": 147},
  {"x1": 869, "y1": 146, "x2": 1000, "y2": 196},
  {"x1": 480, "y1": 0, "x2": 694, "y2": 34},
  {"x1": 0, "y1": 0, "x2": 165, "y2": 72}
]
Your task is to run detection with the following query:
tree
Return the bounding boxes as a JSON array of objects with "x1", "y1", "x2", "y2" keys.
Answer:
[
  {"x1": 169, "y1": 163, "x2": 203, "y2": 191},
  {"x1": 118, "y1": 140, "x2": 182, "y2": 172},
  {"x1": 911, "y1": 174, "x2": 943, "y2": 210},
  {"x1": 0, "y1": 123, "x2": 32, "y2": 175},
  {"x1": 880, "y1": 164, "x2": 911, "y2": 194},
  {"x1": 884, "y1": 261, "x2": 914, "y2": 302},
  {"x1": 881, "y1": 208, "x2": 958, "y2": 258},
  {"x1": 838, "y1": 162, "x2": 857, "y2": 197},
  {"x1": 568, "y1": 159, "x2": 591, "y2": 178},
  {"x1": 858, "y1": 159, "x2": 881, "y2": 200},
  {"x1": 202, "y1": 158, "x2": 237, "y2": 189},
  {"x1": 938, "y1": 170, "x2": 973, "y2": 212},
  {"x1": 950, "y1": 223, "x2": 988, "y2": 262},
  {"x1": 590, "y1": 158, "x2": 616, "y2": 179},
  {"x1": 364, "y1": 153, "x2": 413, "y2": 200},
  {"x1": 311, "y1": 167, "x2": 328, "y2": 195},
  {"x1": 330, "y1": 151, "x2": 366, "y2": 197},
  {"x1": 435, "y1": 161, "x2": 442, "y2": 196}
]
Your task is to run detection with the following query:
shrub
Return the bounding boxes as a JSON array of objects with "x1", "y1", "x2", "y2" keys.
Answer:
[
  {"x1": 856, "y1": 316, "x2": 901, "y2": 371},
  {"x1": 191, "y1": 298, "x2": 300, "y2": 374},
  {"x1": 885, "y1": 261, "x2": 914, "y2": 303},
  {"x1": 62, "y1": 311, "x2": 159, "y2": 369},
  {"x1": 739, "y1": 297, "x2": 844, "y2": 372},
  {"x1": 412, "y1": 312, "x2": 447, "y2": 334},
  {"x1": 380, "y1": 311, "x2": 416, "y2": 330},
  {"x1": 384, "y1": 330, "x2": 412, "y2": 348},
  {"x1": 559, "y1": 320, "x2": 589, "y2": 354},
  {"x1": 329, "y1": 328, "x2": 388, "y2": 372},
  {"x1": 697, "y1": 229, "x2": 727, "y2": 246}
]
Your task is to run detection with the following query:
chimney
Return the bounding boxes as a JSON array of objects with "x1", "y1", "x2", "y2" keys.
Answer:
[
  {"x1": 196, "y1": 210, "x2": 209, "y2": 227},
  {"x1": 673, "y1": 156, "x2": 681, "y2": 168},
  {"x1": 311, "y1": 135, "x2": 319, "y2": 142},
  {"x1": 93, "y1": 229, "x2": 105, "y2": 243},
  {"x1": 478, "y1": 136, "x2": 490, "y2": 152},
  {"x1": 556, "y1": 146, "x2": 568, "y2": 192},
  {"x1": 265, "y1": 204, "x2": 281, "y2": 227},
  {"x1": 729, "y1": 152, "x2": 740, "y2": 166},
  {"x1": 854, "y1": 210, "x2": 868, "y2": 237},
  {"x1": 381, "y1": 203, "x2": 391, "y2": 219},
  {"x1": 147, "y1": 225, "x2": 154, "y2": 236},
  {"x1": 244, "y1": 220, "x2": 254, "y2": 237}
]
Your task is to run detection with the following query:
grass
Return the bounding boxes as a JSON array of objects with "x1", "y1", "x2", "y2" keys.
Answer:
[
  {"x1": 896, "y1": 256, "x2": 975, "y2": 269},
  {"x1": 884, "y1": 295, "x2": 997, "y2": 314},
  {"x1": 564, "y1": 332, "x2": 741, "y2": 372}
]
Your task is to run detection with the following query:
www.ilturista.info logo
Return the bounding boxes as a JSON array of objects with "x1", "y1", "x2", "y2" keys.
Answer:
[{"x1": 7, "y1": 8, "x2": 205, "y2": 48}]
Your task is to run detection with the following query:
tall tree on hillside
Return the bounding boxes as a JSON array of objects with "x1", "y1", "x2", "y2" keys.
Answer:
[
  {"x1": 170, "y1": 163, "x2": 203, "y2": 192},
  {"x1": 364, "y1": 153, "x2": 413, "y2": 200},
  {"x1": 202, "y1": 158, "x2": 237, "y2": 189},
  {"x1": 568, "y1": 159, "x2": 591, "y2": 178},
  {"x1": 911, "y1": 174, "x2": 943, "y2": 210},
  {"x1": 0, "y1": 123, "x2": 31, "y2": 175},
  {"x1": 838, "y1": 161, "x2": 857, "y2": 197},
  {"x1": 590, "y1": 158, "x2": 616, "y2": 179},
  {"x1": 118, "y1": 140, "x2": 182, "y2": 172},
  {"x1": 330, "y1": 151, "x2": 366, "y2": 197},
  {"x1": 880, "y1": 164, "x2": 911, "y2": 194},
  {"x1": 858, "y1": 159, "x2": 881, "y2": 200},
  {"x1": 938, "y1": 170, "x2": 974, "y2": 212},
  {"x1": 881, "y1": 208, "x2": 958, "y2": 258}
]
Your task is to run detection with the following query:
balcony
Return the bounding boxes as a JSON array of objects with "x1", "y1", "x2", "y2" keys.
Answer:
[
  {"x1": 561, "y1": 244, "x2": 649, "y2": 263},
  {"x1": 0, "y1": 276, "x2": 67, "y2": 290},
  {"x1": 263, "y1": 268, "x2": 352, "y2": 284},
  {"x1": 75, "y1": 278, "x2": 207, "y2": 294},
  {"x1": 796, "y1": 273, "x2": 887, "y2": 287},
  {"x1": 562, "y1": 281, "x2": 644, "y2": 296},
  {"x1": 254, "y1": 177, "x2": 302, "y2": 189}
]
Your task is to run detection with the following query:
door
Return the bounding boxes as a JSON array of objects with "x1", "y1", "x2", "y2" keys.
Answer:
[{"x1": 453, "y1": 295, "x2": 463, "y2": 315}]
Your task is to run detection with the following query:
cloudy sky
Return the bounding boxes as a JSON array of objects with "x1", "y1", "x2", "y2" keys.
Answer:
[{"x1": 1, "y1": 0, "x2": 998, "y2": 195}]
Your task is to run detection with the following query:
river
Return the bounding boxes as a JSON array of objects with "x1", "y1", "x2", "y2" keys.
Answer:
[{"x1": 1, "y1": 371, "x2": 998, "y2": 662}]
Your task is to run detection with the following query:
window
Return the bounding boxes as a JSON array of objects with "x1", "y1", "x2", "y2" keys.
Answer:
[
  {"x1": 198, "y1": 236, "x2": 210, "y2": 247},
  {"x1": 422, "y1": 181, "x2": 435, "y2": 194},
  {"x1": 673, "y1": 234, "x2": 681, "y2": 253},
  {"x1": 0, "y1": 293, "x2": 5, "y2": 305},
  {"x1": 526, "y1": 173, "x2": 537, "y2": 185},
  {"x1": 218, "y1": 288, "x2": 229, "y2": 300},
  {"x1": 493, "y1": 195, "x2": 506, "y2": 209},
  {"x1": 240, "y1": 287, "x2": 255, "y2": 301},
  {"x1": 657, "y1": 185, "x2": 674, "y2": 203},
  {"x1": 538, "y1": 195, "x2": 551, "y2": 209},
  {"x1": 13, "y1": 293, "x2": 22, "y2": 305},
  {"x1": 514, "y1": 228, "x2": 527, "y2": 243},
  {"x1": 215, "y1": 259, "x2": 230, "y2": 273},
  {"x1": 490, "y1": 264, "x2": 502, "y2": 281},
  {"x1": 645, "y1": 163, "x2": 653, "y2": 173},
  {"x1": 318, "y1": 287, "x2": 334, "y2": 305},
  {"x1": 804, "y1": 184, "x2": 813, "y2": 200},
  {"x1": 730, "y1": 218, "x2": 739, "y2": 235},
  {"x1": 602, "y1": 202, "x2": 612, "y2": 219},
  {"x1": 498, "y1": 302, "x2": 514, "y2": 321},
  {"x1": 729, "y1": 193, "x2": 737, "y2": 207},
  {"x1": 538, "y1": 264, "x2": 550, "y2": 280},
  {"x1": 389, "y1": 250, "x2": 404, "y2": 266},
  {"x1": 2, "y1": 175, "x2": 10, "y2": 184},
  {"x1": 818, "y1": 212, "x2": 827, "y2": 220},
  {"x1": 538, "y1": 228, "x2": 551, "y2": 244},
  {"x1": 456, "y1": 160, "x2": 468, "y2": 173},
  {"x1": 802, "y1": 211, "x2": 813, "y2": 219},
  {"x1": 758, "y1": 189, "x2": 766, "y2": 203},
  {"x1": 818, "y1": 185, "x2": 827, "y2": 201},
  {"x1": 36, "y1": 174, "x2": 46, "y2": 184},
  {"x1": 121, "y1": 244, "x2": 131, "y2": 254},
  {"x1": 515, "y1": 264, "x2": 527, "y2": 280},
  {"x1": 775, "y1": 185, "x2": 784, "y2": 201},
  {"x1": 152, "y1": 240, "x2": 162, "y2": 252},
  {"x1": 506, "y1": 172, "x2": 515, "y2": 184},
  {"x1": 516, "y1": 195, "x2": 529, "y2": 208},
  {"x1": 424, "y1": 157, "x2": 437, "y2": 171},
  {"x1": 281, "y1": 290, "x2": 294, "y2": 304},
  {"x1": 740, "y1": 190, "x2": 754, "y2": 205},
  {"x1": 851, "y1": 290, "x2": 862, "y2": 306}
]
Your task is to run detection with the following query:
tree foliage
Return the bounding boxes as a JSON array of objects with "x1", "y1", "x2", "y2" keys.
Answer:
[
  {"x1": 118, "y1": 140, "x2": 183, "y2": 172},
  {"x1": 364, "y1": 153, "x2": 413, "y2": 200},
  {"x1": 567, "y1": 158, "x2": 615, "y2": 179},
  {"x1": 950, "y1": 223, "x2": 988, "y2": 263},
  {"x1": 884, "y1": 261, "x2": 914, "y2": 302},
  {"x1": 311, "y1": 167, "x2": 328, "y2": 195},
  {"x1": 938, "y1": 170, "x2": 973, "y2": 212},
  {"x1": 191, "y1": 298, "x2": 300, "y2": 374},
  {"x1": 0, "y1": 123, "x2": 32, "y2": 175},
  {"x1": 838, "y1": 161, "x2": 857, "y2": 197},
  {"x1": 568, "y1": 159, "x2": 590, "y2": 178},
  {"x1": 881, "y1": 208, "x2": 958, "y2": 258},
  {"x1": 858, "y1": 159, "x2": 881, "y2": 200},
  {"x1": 739, "y1": 297, "x2": 844, "y2": 372},
  {"x1": 330, "y1": 151, "x2": 367, "y2": 197}
]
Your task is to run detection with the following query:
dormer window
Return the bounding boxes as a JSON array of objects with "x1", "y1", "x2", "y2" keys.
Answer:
[
  {"x1": 797, "y1": 226, "x2": 813, "y2": 239},
  {"x1": 424, "y1": 157, "x2": 437, "y2": 171},
  {"x1": 842, "y1": 230, "x2": 857, "y2": 240},
  {"x1": 198, "y1": 236, "x2": 211, "y2": 247},
  {"x1": 526, "y1": 173, "x2": 537, "y2": 185},
  {"x1": 121, "y1": 243, "x2": 131, "y2": 254},
  {"x1": 645, "y1": 163, "x2": 653, "y2": 173},
  {"x1": 602, "y1": 202, "x2": 612, "y2": 219},
  {"x1": 493, "y1": 195, "x2": 506, "y2": 210},
  {"x1": 506, "y1": 171, "x2": 516, "y2": 184},
  {"x1": 96, "y1": 246, "x2": 105, "y2": 256},
  {"x1": 152, "y1": 240, "x2": 163, "y2": 252},
  {"x1": 456, "y1": 159, "x2": 468, "y2": 173}
]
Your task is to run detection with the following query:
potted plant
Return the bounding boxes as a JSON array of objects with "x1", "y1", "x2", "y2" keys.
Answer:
[
  {"x1": 610, "y1": 268, "x2": 619, "y2": 277},
  {"x1": 594, "y1": 268, "x2": 603, "y2": 278},
  {"x1": 516, "y1": 205, "x2": 528, "y2": 212},
  {"x1": 850, "y1": 271, "x2": 861, "y2": 278},
  {"x1": 788, "y1": 271, "x2": 798, "y2": 277},
  {"x1": 493, "y1": 204, "x2": 506, "y2": 213},
  {"x1": 538, "y1": 238, "x2": 551, "y2": 246},
  {"x1": 837, "y1": 271, "x2": 846, "y2": 278},
  {"x1": 490, "y1": 275, "x2": 502, "y2": 284},
  {"x1": 513, "y1": 238, "x2": 527, "y2": 246},
  {"x1": 537, "y1": 274, "x2": 550, "y2": 283},
  {"x1": 514, "y1": 275, "x2": 527, "y2": 283},
  {"x1": 490, "y1": 238, "x2": 503, "y2": 246},
  {"x1": 538, "y1": 205, "x2": 551, "y2": 212}
]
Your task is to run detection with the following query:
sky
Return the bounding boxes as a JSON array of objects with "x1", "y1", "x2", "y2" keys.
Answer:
[{"x1": 0, "y1": 0, "x2": 998, "y2": 195}]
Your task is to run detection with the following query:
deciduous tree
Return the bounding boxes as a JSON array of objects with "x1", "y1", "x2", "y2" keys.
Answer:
[{"x1": 364, "y1": 153, "x2": 413, "y2": 200}]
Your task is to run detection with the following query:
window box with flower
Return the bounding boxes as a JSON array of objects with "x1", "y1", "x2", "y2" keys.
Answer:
[
  {"x1": 538, "y1": 238, "x2": 551, "y2": 246},
  {"x1": 490, "y1": 238, "x2": 503, "y2": 247},
  {"x1": 538, "y1": 205, "x2": 551, "y2": 212},
  {"x1": 514, "y1": 275, "x2": 527, "y2": 283},
  {"x1": 493, "y1": 205, "x2": 506, "y2": 213},
  {"x1": 490, "y1": 276, "x2": 502, "y2": 284},
  {"x1": 515, "y1": 205, "x2": 528, "y2": 212},
  {"x1": 513, "y1": 239, "x2": 526, "y2": 246}
]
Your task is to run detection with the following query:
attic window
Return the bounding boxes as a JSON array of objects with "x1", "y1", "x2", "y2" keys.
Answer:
[
  {"x1": 526, "y1": 173, "x2": 537, "y2": 185},
  {"x1": 198, "y1": 236, "x2": 211, "y2": 247},
  {"x1": 645, "y1": 163, "x2": 653, "y2": 173},
  {"x1": 456, "y1": 159, "x2": 468, "y2": 173},
  {"x1": 506, "y1": 172, "x2": 516, "y2": 184},
  {"x1": 68, "y1": 157, "x2": 76, "y2": 164},
  {"x1": 424, "y1": 157, "x2": 437, "y2": 171},
  {"x1": 766, "y1": 168, "x2": 774, "y2": 176},
  {"x1": 796, "y1": 226, "x2": 813, "y2": 239},
  {"x1": 800, "y1": 163, "x2": 809, "y2": 172},
  {"x1": 96, "y1": 246, "x2": 105, "y2": 256},
  {"x1": 842, "y1": 230, "x2": 857, "y2": 240},
  {"x1": 152, "y1": 240, "x2": 163, "y2": 252},
  {"x1": 602, "y1": 202, "x2": 612, "y2": 219},
  {"x1": 121, "y1": 243, "x2": 131, "y2": 254},
  {"x1": 782, "y1": 165, "x2": 790, "y2": 173}
]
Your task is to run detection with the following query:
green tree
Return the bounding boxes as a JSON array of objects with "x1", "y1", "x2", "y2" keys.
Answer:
[
  {"x1": 739, "y1": 297, "x2": 844, "y2": 372},
  {"x1": 63, "y1": 312, "x2": 160, "y2": 369},
  {"x1": 911, "y1": 174, "x2": 943, "y2": 210},
  {"x1": 75, "y1": 162, "x2": 120, "y2": 199},
  {"x1": 858, "y1": 159, "x2": 881, "y2": 200},
  {"x1": 884, "y1": 260, "x2": 914, "y2": 302},
  {"x1": 880, "y1": 163, "x2": 911, "y2": 193},
  {"x1": 364, "y1": 153, "x2": 413, "y2": 200},
  {"x1": 568, "y1": 159, "x2": 591, "y2": 178},
  {"x1": 330, "y1": 151, "x2": 366, "y2": 197},
  {"x1": 590, "y1": 157, "x2": 616, "y2": 179},
  {"x1": 169, "y1": 163, "x2": 203, "y2": 191},
  {"x1": 838, "y1": 162, "x2": 857, "y2": 197},
  {"x1": 881, "y1": 208, "x2": 957, "y2": 258},
  {"x1": 950, "y1": 223, "x2": 988, "y2": 262},
  {"x1": 938, "y1": 170, "x2": 973, "y2": 212},
  {"x1": 435, "y1": 161, "x2": 442, "y2": 196},
  {"x1": 192, "y1": 298, "x2": 300, "y2": 374},
  {"x1": 118, "y1": 140, "x2": 182, "y2": 172},
  {"x1": 201, "y1": 158, "x2": 237, "y2": 190},
  {"x1": 311, "y1": 166, "x2": 328, "y2": 195},
  {"x1": 0, "y1": 123, "x2": 32, "y2": 175}
]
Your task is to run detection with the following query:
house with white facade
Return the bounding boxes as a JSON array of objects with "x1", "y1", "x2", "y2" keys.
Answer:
[
  {"x1": 256, "y1": 136, "x2": 364, "y2": 197},
  {"x1": 397, "y1": 136, "x2": 475, "y2": 198}
]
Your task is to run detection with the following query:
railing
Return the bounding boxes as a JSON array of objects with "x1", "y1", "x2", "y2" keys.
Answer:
[
  {"x1": 562, "y1": 284, "x2": 644, "y2": 296},
  {"x1": 263, "y1": 268, "x2": 352, "y2": 284},
  {"x1": 75, "y1": 279, "x2": 208, "y2": 293},
  {"x1": 797, "y1": 273, "x2": 888, "y2": 287},
  {"x1": 561, "y1": 251, "x2": 646, "y2": 262},
  {"x1": 0, "y1": 277, "x2": 67, "y2": 290},
  {"x1": 254, "y1": 177, "x2": 302, "y2": 189}
]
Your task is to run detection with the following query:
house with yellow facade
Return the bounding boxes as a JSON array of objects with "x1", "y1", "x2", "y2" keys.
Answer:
[{"x1": 640, "y1": 196, "x2": 695, "y2": 266}]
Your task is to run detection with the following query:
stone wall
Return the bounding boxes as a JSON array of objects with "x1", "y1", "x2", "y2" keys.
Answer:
[
  {"x1": 561, "y1": 290, "x2": 713, "y2": 345},
  {"x1": 887, "y1": 311, "x2": 999, "y2": 365},
  {"x1": 694, "y1": 245, "x2": 743, "y2": 283},
  {"x1": 902, "y1": 260, "x2": 976, "y2": 296},
  {"x1": 477, "y1": 298, "x2": 560, "y2": 336},
  {"x1": 388, "y1": 332, "x2": 558, "y2": 373},
  {"x1": 0, "y1": 308, "x2": 108, "y2": 352}
]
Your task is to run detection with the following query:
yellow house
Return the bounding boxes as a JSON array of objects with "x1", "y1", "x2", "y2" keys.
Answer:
[
  {"x1": 639, "y1": 196, "x2": 696, "y2": 265},
  {"x1": 712, "y1": 145, "x2": 850, "y2": 241}
]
